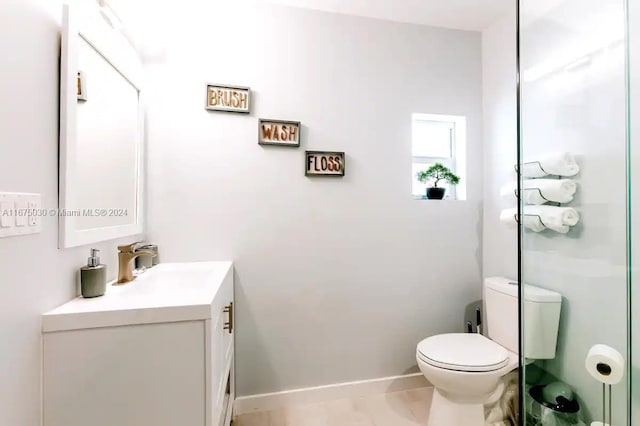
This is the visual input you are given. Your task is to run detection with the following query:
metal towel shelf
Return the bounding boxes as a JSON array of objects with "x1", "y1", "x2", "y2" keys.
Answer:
[
  {"x1": 514, "y1": 213, "x2": 547, "y2": 228},
  {"x1": 514, "y1": 187, "x2": 551, "y2": 203},
  {"x1": 514, "y1": 160, "x2": 551, "y2": 176},
  {"x1": 513, "y1": 187, "x2": 562, "y2": 207}
]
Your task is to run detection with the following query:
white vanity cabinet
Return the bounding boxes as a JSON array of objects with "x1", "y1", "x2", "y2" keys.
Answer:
[{"x1": 42, "y1": 262, "x2": 234, "y2": 426}]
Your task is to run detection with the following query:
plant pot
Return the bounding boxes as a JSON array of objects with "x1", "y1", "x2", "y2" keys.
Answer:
[{"x1": 426, "y1": 187, "x2": 446, "y2": 200}]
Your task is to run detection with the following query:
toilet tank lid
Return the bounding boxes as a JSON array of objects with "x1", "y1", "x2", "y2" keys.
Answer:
[{"x1": 485, "y1": 277, "x2": 562, "y2": 303}]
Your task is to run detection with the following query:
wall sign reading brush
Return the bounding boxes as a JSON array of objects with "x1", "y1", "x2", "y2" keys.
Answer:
[
  {"x1": 205, "y1": 83, "x2": 251, "y2": 113},
  {"x1": 305, "y1": 151, "x2": 345, "y2": 177},
  {"x1": 258, "y1": 119, "x2": 300, "y2": 147}
]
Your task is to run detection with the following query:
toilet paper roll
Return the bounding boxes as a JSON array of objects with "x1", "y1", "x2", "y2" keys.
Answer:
[
  {"x1": 585, "y1": 344, "x2": 624, "y2": 385},
  {"x1": 591, "y1": 423, "x2": 610, "y2": 426}
]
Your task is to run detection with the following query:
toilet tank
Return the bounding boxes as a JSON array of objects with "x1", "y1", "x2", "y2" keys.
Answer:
[{"x1": 484, "y1": 277, "x2": 562, "y2": 360}]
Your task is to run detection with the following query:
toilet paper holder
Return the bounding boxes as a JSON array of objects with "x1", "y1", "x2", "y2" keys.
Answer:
[{"x1": 585, "y1": 344, "x2": 625, "y2": 426}]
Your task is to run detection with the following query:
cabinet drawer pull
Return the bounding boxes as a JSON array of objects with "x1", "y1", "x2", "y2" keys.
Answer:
[{"x1": 223, "y1": 302, "x2": 233, "y2": 334}]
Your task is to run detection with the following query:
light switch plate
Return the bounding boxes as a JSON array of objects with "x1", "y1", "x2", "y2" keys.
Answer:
[
  {"x1": 0, "y1": 192, "x2": 42, "y2": 238},
  {"x1": 15, "y1": 200, "x2": 28, "y2": 227},
  {"x1": 0, "y1": 201, "x2": 14, "y2": 228}
]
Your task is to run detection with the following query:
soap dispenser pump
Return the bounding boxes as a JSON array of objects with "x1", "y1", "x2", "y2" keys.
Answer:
[{"x1": 80, "y1": 249, "x2": 107, "y2": 298}]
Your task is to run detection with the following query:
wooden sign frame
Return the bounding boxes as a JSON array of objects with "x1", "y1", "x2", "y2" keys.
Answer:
[
  {"x1": 305, "y1": 151, "x2": 345, "y2": 177},
  {"x1": 205, "y1": 83, "x2": 251, "y2": 113},
  {"x1": 77, "y1": 71, "x2": 87, "y2": 101},
  {"x1": 258, "y1": 119, "x2": 301, "y2": 147}
]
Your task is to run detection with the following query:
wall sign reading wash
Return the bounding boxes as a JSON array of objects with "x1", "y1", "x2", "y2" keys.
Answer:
[
  {"x1": 259, "y1": 119, "x2": 300, "y2": 146},
  {"x1": 205, "y1": 84, "x2": 250, "y2": 113},
  {"x1": 305, "y1": 151, "x2": 345, "y2": 177}
]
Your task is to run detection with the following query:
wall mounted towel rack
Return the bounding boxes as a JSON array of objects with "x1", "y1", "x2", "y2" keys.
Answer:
[
  {"x1": 513, "y1": 188, "x2": 562, "y2": 206},
  {"x1": 514, "y1": 160, "x2": 551, "y2": 175},
  {"x1": 513, "y1": 188, "x2": 550, "y2": 202},
  {"x1": 514, "y1": 213, "x2": 547, "y2": 228}
]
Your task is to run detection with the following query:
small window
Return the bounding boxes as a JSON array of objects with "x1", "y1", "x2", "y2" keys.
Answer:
[{"x1": 412, "y1": 113, "x2": 467, "y2": 200}]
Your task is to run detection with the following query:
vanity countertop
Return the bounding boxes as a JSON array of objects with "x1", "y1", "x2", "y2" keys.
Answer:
[{"x1": 42, "y1": 261, "x2": 233, "y2": 332}]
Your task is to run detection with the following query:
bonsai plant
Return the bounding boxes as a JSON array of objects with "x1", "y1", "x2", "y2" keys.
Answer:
[{"x1": 416, "y1": 163, "x2": 460, "y2": 200}]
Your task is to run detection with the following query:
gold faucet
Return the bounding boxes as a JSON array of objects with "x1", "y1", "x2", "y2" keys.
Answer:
[{"x1": 115, "y1": 242, "x2": 156, "y2": 284}]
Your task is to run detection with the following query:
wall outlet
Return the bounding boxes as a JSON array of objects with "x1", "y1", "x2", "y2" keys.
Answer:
[
  {"x1": 0, "y1": 192, "x2": 42, "y2": 238},
  {"x1": 28, "y1": 201, "x2": 39, "y2": 227}
]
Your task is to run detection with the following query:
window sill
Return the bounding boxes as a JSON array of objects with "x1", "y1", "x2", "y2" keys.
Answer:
[{"x1": 412, "y1": 196, "x2": 466, "y2": 201}]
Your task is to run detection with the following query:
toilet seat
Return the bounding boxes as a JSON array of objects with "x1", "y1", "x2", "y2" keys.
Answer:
[{"x1": 417, "y1": 333, "x2": 509, "y2": 373}]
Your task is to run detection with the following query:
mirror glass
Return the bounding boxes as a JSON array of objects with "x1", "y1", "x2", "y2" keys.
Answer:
[
  {"x1": 59, "y1": 3, "x2": 144, "y2": 248},
  {"x1": 74, "y1": 36, "x2": 140, "y2": 231}
]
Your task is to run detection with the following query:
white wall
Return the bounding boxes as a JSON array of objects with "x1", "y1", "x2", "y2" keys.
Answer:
[
  {"x1": 146, "y1": 2, "x2": 484, "y2": 396},
  {"x1": 481, "y1": 7, "x2": 518, "y2": 280},
  {"x1": 0, "y1": 1, "x2": 141, "y2": 424}
]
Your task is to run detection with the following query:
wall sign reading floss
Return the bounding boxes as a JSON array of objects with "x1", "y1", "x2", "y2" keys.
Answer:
[{"x1": 305, "y1": 151, "x2": 345, "y2": 177}]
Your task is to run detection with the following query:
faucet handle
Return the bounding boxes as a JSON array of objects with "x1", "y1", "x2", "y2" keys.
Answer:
[{"x1": 117, "y1": 242, "x2": 143, "y2": 253}]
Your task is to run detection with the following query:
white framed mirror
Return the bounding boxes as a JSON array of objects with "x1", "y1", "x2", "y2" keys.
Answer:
[{"x1": 59, "y1": 3, "x2": 144, "y2": 248}]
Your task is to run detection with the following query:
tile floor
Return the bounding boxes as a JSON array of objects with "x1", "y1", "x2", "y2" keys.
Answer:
[{"x1": 233, "y1": 387, "x2": 433, "y2": 426}]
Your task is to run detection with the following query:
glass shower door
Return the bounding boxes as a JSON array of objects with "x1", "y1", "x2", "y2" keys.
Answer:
[
  {"x1": 629, "y1": 0, "x2": 640, "y2": 423},
  {"x1": 518, "y1": 0, "x2": 631, "y2": 424}
]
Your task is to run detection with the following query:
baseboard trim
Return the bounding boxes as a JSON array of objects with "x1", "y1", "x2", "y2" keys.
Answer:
[{"x1": 234, "y1": 373, "x2": 430, "y2": 415}]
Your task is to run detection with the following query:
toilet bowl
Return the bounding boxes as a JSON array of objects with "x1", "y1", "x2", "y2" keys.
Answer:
[
  {"x1": 416, "y1": 333, "x2": 518, "y2": 426},
  {"x1": 416, "y1": 277, "x2": 563, "y2": 426}
]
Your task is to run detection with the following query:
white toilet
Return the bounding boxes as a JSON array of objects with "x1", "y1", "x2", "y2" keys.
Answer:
[{"x1": 416, "y1": 277, "x2": 562, "y2": 426}]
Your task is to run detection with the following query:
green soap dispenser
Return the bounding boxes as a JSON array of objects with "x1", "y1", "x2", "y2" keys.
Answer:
[{"x1": 81, "y1": 249, "x2": 107, "y2": 298}]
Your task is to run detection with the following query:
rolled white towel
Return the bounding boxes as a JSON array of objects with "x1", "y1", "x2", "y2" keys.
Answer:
[
  {"x1": 500, "y1": 208, "x2": 546, "y2": 232},
  {"x1": 525, "y1": 205, "x2": 579, "y2": 234},
  {"x1": 523, "y1": 179, "x2": 576, "y2": 204},
  {"x1": 519, "y1": 152, "x2": 580, "y2": 178},
  {"x1": 499, "y1": 209, "x2": 517, "y2": 227},
  {"x1": 499, "y1": 182, "x2": 518, "y2": 199},
  {"x1": 500, "y1": 179, "x2": 577, "y2": 204}
]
